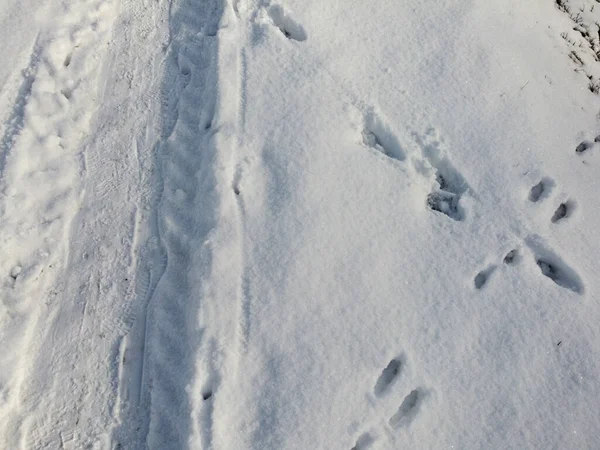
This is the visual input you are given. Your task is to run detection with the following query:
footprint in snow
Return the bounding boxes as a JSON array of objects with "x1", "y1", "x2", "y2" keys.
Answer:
[
  {"x1": 532, "y1": 177, "x2": 581, "y2": 226},
  {"x1": 361, "y1": 112, "x2": 406, "y2": 161},
  {"x1": 535, "y1": 258, "x2": 582, "y2": 294},
  {"x1": 358, "y1": 114, "x2": 469, "y2": 221},
  {"x1": 350, "y1": 356, "x2": 429, "y2": 448},
  {"x1": 427, "y1": 186, "x2": 461, "y2": 221},
  {"x1": 527, "y1": 176, "x2": 576, "y2": 223},
  {"x1": 526, "y1": 236, "x2": 584, "y2": 294},
  {"x1": 474, "y1": 265, "x2": 497, "y2": 290},
  {"x1": 575, "y1": 136, "x2": 600, "y2": 154},
  {"x1": 389, "y1": 389, "x2": 423, "y2": 429},
  {"x1": 415, "y1": 130, "x2": 469, "y2": 222},
  {"x1": 528, "y1": 177, "x2": 555, "y2": 203},
  {"x1": 551, "y1": 199, "x2": 575, "y2": 223},
  {"x1": 373, "y1": 357, "x2": 403, "y2": 397},
  {"x1": 426, "y1": 168, "x2": 468, "y2": 222},
  {"x1": 474, "y1": 247, "x2": 521, "y2": 292},
  {"x1": 476, "y1": 238, "x2": 584, "y2": 295},
  {"x1": 503, "y1": 249, "x2": 519, "y2": 265}
]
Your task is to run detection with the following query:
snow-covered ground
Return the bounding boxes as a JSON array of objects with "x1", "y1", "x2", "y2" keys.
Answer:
[{"x1": 1, "y1": 0, "x2": 600, "y2": 448}]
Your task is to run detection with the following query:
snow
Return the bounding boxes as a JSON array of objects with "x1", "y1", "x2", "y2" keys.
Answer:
[{"x1": 1, "y1": 0, "x2": 600, "y2": 449}]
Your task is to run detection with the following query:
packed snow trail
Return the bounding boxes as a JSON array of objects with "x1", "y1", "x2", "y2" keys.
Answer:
[{"x1": 114, "y1": 0, "x2": 244, "y2": 448}]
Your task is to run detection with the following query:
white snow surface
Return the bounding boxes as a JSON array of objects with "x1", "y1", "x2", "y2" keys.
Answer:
[{"x1": 1, "y1": 0, "x2": 600, "y2": 449}]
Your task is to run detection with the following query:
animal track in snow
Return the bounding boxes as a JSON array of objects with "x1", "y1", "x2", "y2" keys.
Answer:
[
  {"x1": 473, "y1": 247, "x2": 522, "y2": 291},
  {"x1": 474, "y1": 265, "x2": 496, "y2": 290},
  {"x1": 536, "y1": 259, "x2": 582, "y2": 293},
  {"x1": 575, "y1": 140, "x2": 592, "y2": 153},
  {"x1": 350, "y1": 355, "x2": 429, "y2": 448},
  {"x1": 528, "y1": 177, "x2": 554, "y2": 202},
  {"x1": 358, "y1": 117, "x2": 469, "y2": 221},
  {"x1": 551, "y1": 200, "x2": 575, "y2": 223},
  {"x1": 575, "y1": 139, "x2": 599, "y2": 154},
  {"x1": 551, "y1": 203, "x2": 567, "y2": 222},
  {"x1": 361, "y1": 112, "x2": 406, "y2": 161},
  {"x1": 414, "y1": 130, "x2": 469, "y2": 222},
  {"x1": 503, "y1": 249, "x2": 519, "y2": 265},
  {"x1": 374, "y1": 358, "x2": 403, "y2": 397},
  {"x1": 480, "y1": 235, "x2": 584, "y2": 295},
  {"x1": 472, "y1": 152, "x2": 585, "y2": 296},
  {"x1": 427, "y1": 174, "x2": 463, "y2": 221},
  {"x1": 526, "y1": 236, "x2": 584, "y2": 294},
  {"x1": 268, "y1": 5, "x2": 307, "y2": 42},
  {"x1": 389, "y1": 389, "x2": 422, "y2": 429},
  {"x1": 527, "y1": 177, "x2": 576, "y2": 222}
]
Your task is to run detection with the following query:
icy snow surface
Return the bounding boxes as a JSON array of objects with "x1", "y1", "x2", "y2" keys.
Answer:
[{"x1": 1, "y1": 0, "x2": 600, "y2": 449}]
